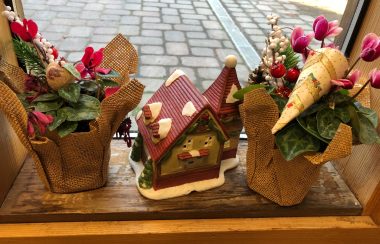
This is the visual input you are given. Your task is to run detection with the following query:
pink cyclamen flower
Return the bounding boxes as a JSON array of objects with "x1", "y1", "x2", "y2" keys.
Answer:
[
  {"x1": 313, "y1": 16, "x2": 343, "y2": 41},
  {"x1": 10, "y1": 19, "x2": 38, "y2": 42},
  {"x1": 75, "y1": 47, "x2": 111, "y2": 79},
  {"x1": 105, "y1": 86, "x2": 120, "y2": 98},
  {"x1": 360, "y1": 33, "x2": 380, "y2": 62},
  {"x1": 331, "y1": 70, "x2": 361, "y2": 89},
  {"x1": 369, "y1": 68, "x2": 380, "y2": 89},
  {"x1": 290, "y1": 26, "x2": 314, "y2": 53},
  {"x1": 27, "y1": 111, "x2": 54, "y2": 137}
]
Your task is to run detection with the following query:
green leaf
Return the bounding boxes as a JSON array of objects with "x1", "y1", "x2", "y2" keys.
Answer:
[
  {"x1": 281, "y1": 44, "x2": 300, "y2": 70},
  {"x1": 316, "y1": 108, "x2": 341, "y2": 140},
  {"x1": 58, "y1": 83, "x2": 81, "y2": 103},
  {"x1": 33, "y1": 93, "x2": 60, "y2": 102},
  {"x1": 76, "y1": 94, "x2": 101, "y2": 110},
  {"x1": 275, "y1": 123, "x2": 320, "y2": 161},
  {"x1": 34, "y1": 99, "x2": 64, "y2": 112},
  {"x1": 334, "y1": 106, "x2": 351, "y2": 123},
  {"x1": 57, "y1": 121, "x2": 78, "y2": 138},
  {"x1": 12, "y1": 38, "x2": 45, "y2": 75},
  {"x1": 355, "y1": 104, "x2": 378, "y2": 128},
  {"x1": 347, "y1": 104, "x2": 361, "y2": 136},
  {"x1": 48, "y1": 109, "x2": 67, "y2": 131},
  {"x1": 63, "y1": 63, "x2": 81, "y2": 79},
  {"x1": 271, "y1": 94, "x2": 288, "y2": 112},
  {"x1": 97, "y1": 69, "x2": 120, "y2": 78},
  {"x1": 297, "y1": 115, "x2": 330, "y2": 143},
  {"x1": 60, "y1": 106, "x2": 100, "y2": 121},
  {"x1": 233, "y1": 84, "x2": 266, "y2": 100},
  {"x1": 80, "y1": 80, "x2": 99, "y2": 93},
  {"x1": 338, "y1": 89, "x2": 349, "y2": 95},
  {"x1": 331, "y1": 92, "x2": 351, "y2": 105},
  {"x1": 100, "y1": 79, "x2": 119, "y2": 87},
  {"x1": 357, "y1": 113, "x2": 380, "y2": 144}
]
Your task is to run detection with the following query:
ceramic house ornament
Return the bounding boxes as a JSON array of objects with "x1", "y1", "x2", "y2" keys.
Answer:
[{"x1": 130, "y1": 56, "x2": 243, "y2": 200}]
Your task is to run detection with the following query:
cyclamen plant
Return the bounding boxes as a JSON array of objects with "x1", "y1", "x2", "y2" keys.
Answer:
[
  {"x1": 236, "y1": 14, "x2": 380, "y2": 161},
  {"x1": 2, "y1": 6, "x2": 123, "y2": 138}
]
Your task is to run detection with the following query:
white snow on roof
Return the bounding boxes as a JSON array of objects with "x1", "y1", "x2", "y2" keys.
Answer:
[
  {"x1": 181, "y1": 101, "x2": 197, "y2": 117},
  {"x1": 144, "y1": 102, "x2": 162, "y2": 124},
  {"x1": 158, "y1": 118, "x2": 172, "y2": 139},
  {"x1": 165, "y1": 69, "x2": 186, "y2": 86},
  {"x1": 136, "y1": 110, "x2": 142, "y2": 120},
  {"x1": 226, "y1": 84, "x2": 239, "y2": 103}
]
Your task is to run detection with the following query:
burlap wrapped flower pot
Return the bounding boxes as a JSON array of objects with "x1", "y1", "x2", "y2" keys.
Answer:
[
  {"x1": 0, "y1": 35, "x2": 144, "y2": 193},
  {"x1": 239, "y1": 88, "x2": 352, "y2": 206}
]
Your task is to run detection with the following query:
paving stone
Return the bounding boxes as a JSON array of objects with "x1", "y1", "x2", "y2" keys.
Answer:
[
  {"x1": 133, "y1": 11, "x2": 160, "y2": 17},
  {"x1": 56, "y1": 12, "x2": 80, "y2": 19},
  {"x1": 189, "y1": 39, "x2": 222, "y2": 48},
  {"x1": 201, "y1": 80, "x2": 214, "y2": 90},
  {"x1": 140, "y1": 66, "x2": 167, "y2": 78},
  {"x1": 67, "y1": 52, "x2": 84, "y2": 62},
  {"x1": 43, "y1": 32, "x2": 65, "y2": 42},
  {"x1": 166, "y1": 42, "x2": 189, "y2": 55},
  {"x1": 57, "y1": 37, "x2": 88, "y2": 51},
  {"x1": 280, "y1": 18, "x2": 305, "y2": 24},
  {"x1": 223, "y1": 40, "x2": 235, "y2": 49},
  {"x1": 186, "y1": 31, "x2": 207, "y2": 39},
  {"x1": 197, "y1": 68, "x2": 221, "y2": 79},
  {"x1": 182, "y1": 19, "x2": 201, "y2": 25},
  {"x1": 143, "y1": 17, "x2": 161, "y2": 23},
  {"x1": 94, "y1": 27, "x2": 118, "y2": 35},
  {"x1": 103, "y1": 9, "x2": 131, "y2": 15},
  {"x1": 244, "y1": 28, "x2": 265, "y2": 35},
  {"x1": 121, "y1": 16, "x2": 141, "y2": 25},
  {"x1": 141, "y1": 30, "x2": 163, "y2": 37},
  {"x1": 141, "y1": 55, "x2": 179, "y2": 66},
  {"x1": 169, "y1": 67, "x2": 196, "y2": 81},
  {"x1": 163, "y1": 15, "x2": 181, "y2": 24},
  {"x1": 179, "y1": 9, "x2": 196, "y2": 14},
  {"x1": 119, "y1": 25, "x2": 140, "y2": 36},
  {"x1": 91, "y1": 35, "x2": 116, "y2": 43},
  {"x1": 193, "y1": 2, "x2": 209, "y2": 8},
  {"x1": 87, "y1": 42, "x2": 108, "y2": 50},
  {"x1": 80, "y1": 11, "x2": 101, "y2": 20},
  {"x1": 106, "y1": 4, "x2": 123, "y2": 9},
  {"x1": 239, "y1": 22, "x2": 259, "y2": 29},
  {"x1": 145, "y1": 2, "x2": 168, "y2": 7},
  {"x1": 182, "y1": 57, "x2": 219, "y2": 67},
  {"x1": 256, "y1": 4, "x2": 272, "y2": 11},
  {"x1": 69, "y1": 26, "x2": 93, "y2": 37},
  {"x1": 124, "y1": 3, "x2": 141, "y2": 10},
  {"x1": 191, "y1": 47, "x2": 214, "y2": 57},
  {"x1": 139, "y1": 78, "x2": 164, "y2": 92},
  {"x1": 52, "y1": 18, "x2": 86, "y2": 26},
  {"x1": 143, "y1": 6, "x2": 160, "y2": 12},
  {"x1": 85, "y1": 3, "x2": 104, "y2": 11},
  {"x1": 207, "y1": 30, "x2": 228, "y2": 40},
  {"x1": 164, "y1": 31, "x2": 186, "y2": 42},
  {"x1": 236, "y1": 64, "x2": 250, "y2": 82},
  {"x1": 236, "y1": 17, "x2": 252, "y2": 23},
  {"x1": 181, "y1": 14, "x2": 207, "y2": 20},
  {"x1": 130, "y1": 36, "x2": 163, "y2": 45},
  {"x1": 141, "y1": 45, "x2": 165, "y2": 55},
  {"x1": 215, "y1": 48, "x2": 241, "y2": 61},
  {"x1": 162, "y1": 8, "x2": 179, "y2": 15},
  {"x1": 142, "y1": 23, "x2": 172, "y2": 30},
  {"x1": 174, "y1": 24, "x2": 203, "y2": 31},
  {"x1": 170, "y1": 3, "x2": 193, "y2": 9},
  {"x1": 202, "y1": 20, "x2": 222, "y2": 29},
  {"x1": 45, "y1": 25, "x2": 70, "y2": 33},
  {"x1": 196, "y1": 8, "x2": 213, "y2": 15}
]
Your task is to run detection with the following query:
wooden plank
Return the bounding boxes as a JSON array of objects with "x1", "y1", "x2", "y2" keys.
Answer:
[
  {"x1": 0, "y1": 140, "x2": 361, "y2": 223},
  {"x1": 0, "y1": 216, "x2": 379, "y2": 244},
  {"x1": 334, "y1": 0, "x2": 359, "y2": 52},
  {"x1": 333, "y1": 0, "x2": 380, "y2": 209},
  {"x1": 0, "y1": 2, "x2": 18, "y2": 66}
]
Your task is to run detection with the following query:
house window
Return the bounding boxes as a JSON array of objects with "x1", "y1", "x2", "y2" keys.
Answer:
[
  {"x1": 204, "y1": 136, "x2": 214, "y2": 147},
  {"x1": 182, "y1": 138, "x2": 193, "y2": 151}
]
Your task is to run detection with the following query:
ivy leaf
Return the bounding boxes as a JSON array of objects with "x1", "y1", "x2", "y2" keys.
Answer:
[
  {"x1": 33, "y1": 93, "x2": 60, "y2": 102},
  {"x1": 334, "y1": 106, "x2": 351, "y2": 123},
  {"x1": 34, "y1": 99, "x2": 64, "y2": 112},
  {"x1": 297, "y1": 115, "x2": 330, "y2": 143},
  {"x1": 76, "y1": 94, "x2": 101, "y2": 110},
  {"x1": 347, "y1": 104, "x2": 361, "y2": 136},
  {"x1": 48, "y1": 109, "x2": 67, "y2": 131},
  {"x1": 100, "y1": 79, "x2": 119, "y2": 87},
  {"x1": 316, "y1": 108, "x2": 341, "y2": 140},
  {"x1": 355, "y1": 104, "x2": 378, "y2": 128},
  {"x1": 58, "y1": 83, "x2": 81, "y2": 103},
  {"x1": 63, "y1": 63, "x2": 81, "y2": 79},
  {"x1": 59, "y1": 106, "x2": 100, "y2": 121},
  {"x1": 80, "y1": 80, "x2": 98, "y2": 92},
  {"x1": 357, "y1": 114, "x2": 380, "y2": 144},
  {"x1": 233, "y1": 84, "x2": 266, "y2": 100},
  {"x1": 97, "y1": 69, "x2": 120, "y2": 78},
  {"x1": 57, "y1": 121, "x2": 78, "y2": 138},
  {"x1": 275, "y1": 123, "x2": 320, "y2": 161}
]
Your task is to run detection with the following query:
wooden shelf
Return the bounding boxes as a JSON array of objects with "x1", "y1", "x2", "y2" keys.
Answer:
[{"x1": 0, "y1": 140, "x2": 361, "y2": 224}]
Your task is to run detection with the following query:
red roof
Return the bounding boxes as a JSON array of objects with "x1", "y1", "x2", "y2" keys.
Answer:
[
  {"x1": 136, "y1": 74, "x2": 226, "y2": 163},
  {"x1": 203, "y1": 67, "x2": 241, "y2": 115}
]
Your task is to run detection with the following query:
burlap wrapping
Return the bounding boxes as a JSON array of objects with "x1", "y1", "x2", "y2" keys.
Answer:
[
  {"x1": 0, "y1": 35, "x2": 144, "y2": 193},
  {"x1": 240, "y1": 89, "x2": 352, "y2": 206}
]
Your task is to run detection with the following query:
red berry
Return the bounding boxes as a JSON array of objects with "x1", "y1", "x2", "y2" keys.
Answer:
[
  {"x1": 270, "y1": 62, "x2": 286, "y2": 78},
  {"x1": 285, "y1": 67, "x2": 300, "y2": 83},
  {"x1": 276, "y1": 86, "x2": 292, "y2": 98},
  {"x1": 51, "y1": 47, "x2": 59, "y2": 59}
]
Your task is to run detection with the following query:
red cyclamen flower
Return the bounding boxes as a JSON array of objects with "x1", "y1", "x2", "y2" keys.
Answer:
[
  {"x1": 331, "y1": 70, "x2": 361, "y2": 89},
  {"x1": 75, "y1": 47, "x2": 111, "y2": 79},
  {"x1": 360, "y1": 33, "x2": 380, "y2": 62},
  {"x1": 10, "y1": 19, "x2": 38, "y2": 42},
  {"x1": 27, "y1": 111, "x2": 54, "y2": 137},
  {"x1": 104, "y1": 86, "x2": 120, "y2": 98},
  {"x1": 369, "y1": 68, "x2": 380, "y2": 89},
  {"x1": 313, "y1": 16, "x2": 343, "y2": 41},
  {"x1": 290, "y1": 26, "x2": 314, "y2": 53}
]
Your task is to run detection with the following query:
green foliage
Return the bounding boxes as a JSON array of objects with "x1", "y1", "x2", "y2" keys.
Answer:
[
  {"x1": 97, "y1": 69, "x2": 120, "y2": 78},
  {"x1": 131, "y1": 133, "x2": 143, "y2": 162},
  {"x1": 63, "y1": 63, "x2": 81, "y2": 79},
  {"x1": 57, "y1": 121, "x2": 78, "y2": 138},
  {"x1": 58, "y1": 83, "x2": 81, "y2": 103},
  {"x1": 12, "y1": 38, "x2": 45, "y2": 75},
  {"x1": 233, "y1": 84, "x2": 266, "y2": 100},
  {"x1": 271, "y1": 94, "x2": 287, "y2": 112},
  {"x1": 138, "y1": 159, "x2": 153, "y2": 189},
  {"x1": 316, "y1": 108, "x2": 341, "y2": 140},
  {"x1": 281, "y1": 44, "x2": 300, "y2": 70}
]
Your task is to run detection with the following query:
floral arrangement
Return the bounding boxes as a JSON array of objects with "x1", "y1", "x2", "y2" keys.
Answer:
[
  {"x1": 235, "y1": 14, "x2": 380, "y2": 160},
  {"x1": 2, "y1": 6, "x2": 122, "y2": 138}
]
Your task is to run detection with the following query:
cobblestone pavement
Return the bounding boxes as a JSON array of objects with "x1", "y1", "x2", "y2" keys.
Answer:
[{"x1": 23, "y1": 0, "x2": 343, "y2": 108}]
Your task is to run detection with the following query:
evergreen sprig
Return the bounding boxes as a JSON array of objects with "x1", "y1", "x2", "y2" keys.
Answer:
[
  {"x1": 12, "y1": 38, "x2": 45, "y2": 75},
  {"x1": 281, "y1": 44, "x2": 300, "y2": 69}
]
